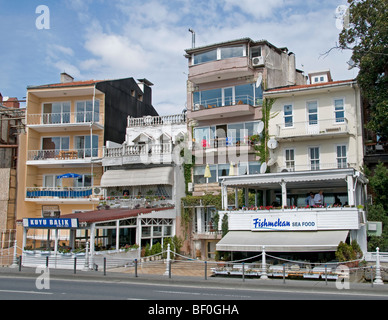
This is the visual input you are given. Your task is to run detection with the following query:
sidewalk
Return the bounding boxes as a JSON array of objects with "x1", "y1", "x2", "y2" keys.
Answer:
[{"x1": 1, "y1": 264, "x2": 387, "y2": 297}]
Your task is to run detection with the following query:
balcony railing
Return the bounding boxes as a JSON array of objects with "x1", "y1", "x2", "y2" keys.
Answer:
[
  {"x1": 127, "y1": 114, "x2": 186, "y2": 127},
  {"x1": 26, "y1": 187, "x2": 95, "y2": 199},
  {"x1": 193, "y1": 137, "x2": 256, "y2": 151},
  {"x1": 27, "y1": 112, "x2": 101, "y2": 126},
  {"x1": 276, "y1": 118, "x2": 349, "y2": 139},
  {"x1": 193, "y1": 95, "x2": 262, "y2": 111},
  {"x1": 276, "y1": 162, "x2": 353, "y2": 173},
  {"x1": 28, "y1": 148, "x2": 101, "y2": 161},
  {"x1": 104, "y1": 143, "x2": 172, "y2": 158}
]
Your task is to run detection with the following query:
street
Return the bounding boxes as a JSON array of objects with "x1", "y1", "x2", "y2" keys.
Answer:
[{"x1": 0, "y1": 274, "x2": 387, "y2": 301}]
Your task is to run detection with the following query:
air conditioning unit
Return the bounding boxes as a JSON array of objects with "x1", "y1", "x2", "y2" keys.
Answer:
[
  {"x1": 252, "y1": 56, "x2": 264, "y2": 67},
  {"x1": 93, "y1": 187, "x2": 103, "y2": 196}
]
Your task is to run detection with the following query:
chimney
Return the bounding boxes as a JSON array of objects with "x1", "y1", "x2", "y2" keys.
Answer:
[{"x1": 60, "y1": 72, "x2": 74, "y2": 84}]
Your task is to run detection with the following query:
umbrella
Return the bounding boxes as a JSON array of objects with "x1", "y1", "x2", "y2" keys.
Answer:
[
  {"x1": 56, "y1": 173, "x2": 82, "y2": 179},
  {"x1": 204, "y1": 164, "x2": 211, "y2": 193}
]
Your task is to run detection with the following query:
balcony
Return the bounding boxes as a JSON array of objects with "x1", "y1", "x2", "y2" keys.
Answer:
[
  {"x1": 192, "y1": 137, "x2": 256, "y2": 158},
  {"x1": 127, "y1": 114, "x2": 186, "y2": 127},
  {"x1": 103, "y1": 143, "x2": 174, "y2": 166},
  {"x1": 27, "y1": 112, "x2": 103, "y2": 132},
  {"x1": 276, "y1": 118, "x2": 350, "y2": 141},
  {"x1": 25, "y1": 187, "x2": 99, "y2": 204},
  {"x1": 27, "y1": 148, "x2": 102, "y2": 167},
  {"x1": 275, "y1": 162, "x2": 353, "y2": 173},
  {"x1": 188, "y1": 95, "x2": 260, "y2": 121}
]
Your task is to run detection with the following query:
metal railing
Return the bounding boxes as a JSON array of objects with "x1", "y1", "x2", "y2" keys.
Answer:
[
  {"x1": 276, "y1": 118, "x2": 349, "y2": 138},
  {"x1": 276, "y1": 162, "x2": 352, "y2": 172},
  {"x1": 27, "y1": 112, "x2": 101, "y2": 125},
  {"x1": 28, "y1": 148, "x2": 101, "y2": 161},
  {"x1": 26, "y1": 187, "x2": 94, "y2": 199},
  {"x1": 193, "y1": 95, "x2": 259, "y2": 111}
]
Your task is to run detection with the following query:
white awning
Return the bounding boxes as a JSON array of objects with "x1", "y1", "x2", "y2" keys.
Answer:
[
  {"x1": 216, "y1": 230, "x2": 348, "y2": 252},
  {"x1": 100, "y1": 167, "x2": 174, "y2": 187}
]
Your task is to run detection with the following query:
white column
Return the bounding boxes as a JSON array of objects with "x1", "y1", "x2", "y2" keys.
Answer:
[
  {"x1": 54, "y1": 229, "x2": 59, "y2": 255},
  {"x1": 89, "y1": 223, "x2": 96, "y2": 269},
  {"x1": 347, "y1": 175, "x2": 355, "y2": 206},
  {"x1": 222, "y1": 185, "x2": 228, "y2": 210},
  {"x1": 116, "y1": 220, "x2": 120, "y2": 250},
  {"x1": 261, "y1": 246, "x2": 268, "y2": 280},
  {"x1": 374, "y1": 247, "x2": 384, "y2": 285},
  {"x1": 281, "y1": 180, "x2": 287, "y2": 208},
  {"x1": 235, "y1": 188, "x2": 238, "y2": 208}
]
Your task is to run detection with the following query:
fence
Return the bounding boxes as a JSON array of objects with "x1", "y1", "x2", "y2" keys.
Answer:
[{"x1": 7, "y1": 243, "x2": 388, "y2": 286}]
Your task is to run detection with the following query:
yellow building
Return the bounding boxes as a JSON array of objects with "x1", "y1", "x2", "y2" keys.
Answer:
[{"x1": 16, "y1": 74, "x2": 158, "y2": 252}]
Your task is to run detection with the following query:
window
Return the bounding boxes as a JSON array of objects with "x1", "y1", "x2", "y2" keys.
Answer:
[
  {"x1": 337, "y1": 145, "x2": 347, "y2": 168},
  {"x1": 75, "y1": 135, "x2": 98, "y2": 158},
  {"x1": 74, "y1": 174, "x2": 93, "y2": 188},
  {"x1": 43, "y1": 175, "x2": 61, "y2": 188},
  {"x1": 309, "y1": 147, "x2": 320, "y2": 170},
  {"x1": 334, "y1": 98, "x2": 345, "y2": 123},
  {"x1": 307, "y1": 101, "x2": 318, "y2": 125},
  {"x1": 285, "y1": 149, "x2": 295, "y2": 171},
  {"x1": 193, "y1": 45, "x2": 245, "y2": 65},
  {"x1": 220, "y1": 45, "x2": 244, "y2": 60},
  {"x1": 43, "y1": 102, "x2": 70, "y2": 124},
  {"x1": 42, "y1": 136, "x2": 69, "y2": 158},
  {"x1": 251, "y1": 46, "x2": 262, "y2": 58},
  {"x1": 284, "y1": 104, "x2": 293, "y2": 127},
  {"x1": 76, "y1": 100, "x2": 100, "y2": 123},
  {"x1": 193, "y1": 49, "x2": 217, "y2": 65},
  {"x1": 193, "y1": 165, "x2": 217, "y2": 184}
]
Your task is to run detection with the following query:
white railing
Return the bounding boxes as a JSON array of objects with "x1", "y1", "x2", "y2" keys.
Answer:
[
  {"x1": 276, "y1": 162, "x2": 353, "y2": 172},
  {"x1": 104, "y1": 143, "x2": 172, "y2": 158},
  {"x1": 28, "y1": 148, "x2": 101, "y2": 161},
  {"x1": 276, "y1": 118, "x2": 349, "y2": 138},
  {"x1": 127, "y1": 114, "x2": 186, "y2": 127},
  {"x1": 27, "y1": 112, "x2": 101, "y2": 125}
]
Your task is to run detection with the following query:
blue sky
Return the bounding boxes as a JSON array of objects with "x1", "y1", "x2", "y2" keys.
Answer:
[{"x1": 0, "y1": 0, "x2": 357, "y2": 114}]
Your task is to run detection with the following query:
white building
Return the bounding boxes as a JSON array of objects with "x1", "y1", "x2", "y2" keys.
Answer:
[{"x1": 217, "y1": 71, "x2": 369, "y2": 258}]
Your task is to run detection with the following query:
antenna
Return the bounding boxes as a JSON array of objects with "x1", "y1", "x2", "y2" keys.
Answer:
[{"x1": 188, "y1": 28, "x2": 195, "y2": 48}]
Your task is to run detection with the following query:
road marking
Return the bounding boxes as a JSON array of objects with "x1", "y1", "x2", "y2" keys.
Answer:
[
  {"x1": 155, "y1": 290, "x2": 251, "y2": 299},
  {"x1": 0, "y1": 289, "x2": 53, "y2": 295}
]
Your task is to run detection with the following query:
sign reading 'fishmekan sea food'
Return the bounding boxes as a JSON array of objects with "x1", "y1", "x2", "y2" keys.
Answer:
[{"x1": 252, "y1": 214, "x2": 317, "y2": 231}]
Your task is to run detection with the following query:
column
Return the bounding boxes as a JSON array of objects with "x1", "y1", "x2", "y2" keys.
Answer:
[
  {"x1": 281, "y1": 180, "x2": 287, "y2": 208},
  {"x1": 347, "y1": 175, "x2": 355, "y2": 206},
  {"x1": 116, "y1": 220, "x2": 120, "y2": 250},
  {"x1": 89, "y1": 223, "x2": 96, "y2": 269}
]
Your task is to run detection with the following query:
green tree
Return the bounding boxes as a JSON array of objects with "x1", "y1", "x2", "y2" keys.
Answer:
[
  {"x1": 368, "y1": 162, "x2": 388, "y2": 210},
  {"x1": 338, "y1": 0, "x2": 388, "y2": 137}
]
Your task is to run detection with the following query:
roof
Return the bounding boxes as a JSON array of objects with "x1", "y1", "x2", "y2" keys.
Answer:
[
  {"x1": 27, "y1": 79, "x2": 102, "y2": 90},
  {"x1": 61, "y1": 206, "x2": 174, "y2": 224},
  {"x1": 265, "y1": 79, "x2": 356, "y2": 94}
]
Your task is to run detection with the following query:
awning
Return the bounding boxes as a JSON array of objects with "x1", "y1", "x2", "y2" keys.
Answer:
[
  {"x1": 100, "y1": 167, "x2": 174, "y2": 187},
  {"x1": 216, "y1": 230, "x2": 349, "y2": 252}
]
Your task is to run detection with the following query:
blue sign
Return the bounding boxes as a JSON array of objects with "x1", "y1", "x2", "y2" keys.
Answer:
[{"x1": 23, "y1": 218, "x2": 79, "y2": 229}]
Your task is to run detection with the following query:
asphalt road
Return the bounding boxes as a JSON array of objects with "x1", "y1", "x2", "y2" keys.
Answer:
[{"x1": 0, "y1": 274, "x2": 387, "y2": 301}]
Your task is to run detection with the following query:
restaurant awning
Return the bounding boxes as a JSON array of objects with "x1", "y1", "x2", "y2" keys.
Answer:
[
  {"x1": 100, "y1": 167, "x2": 174, "y2": 187},
  {"x1": 216, "y1": 230, "x2": 349, "y2": 252}
]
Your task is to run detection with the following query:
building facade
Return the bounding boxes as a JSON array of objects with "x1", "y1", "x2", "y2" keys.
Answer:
[
  {"x1": 217, "y1": 71, "x2": 369, "y2": 259},
  {"x1": 16, "y1": 73, "x2": 158, "y2": 252},
  {"x1": 183, "y1": 38, "x2": 307, "y2": 259}
]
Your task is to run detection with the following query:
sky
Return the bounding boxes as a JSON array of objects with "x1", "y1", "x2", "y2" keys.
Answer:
[{"x1": 0, "y1": 0, "x2": 357, "y2": 115}]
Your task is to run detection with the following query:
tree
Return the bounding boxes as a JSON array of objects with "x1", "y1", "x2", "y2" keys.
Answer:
[
  {"x1": 338, "y1": 0, "x2": 388, "y2": 137},
  {"x1": 368, "y1": 162, "x2": 388, "y2": 210}
]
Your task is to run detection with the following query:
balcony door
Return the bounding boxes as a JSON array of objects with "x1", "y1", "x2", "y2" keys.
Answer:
[
  {"x1": 43, "y1": 102, "x2": 70, "y2": 124},
  {"x1": 222, "y1": 87, "x2": 234, "y2": 106},
  {"x1": 75, "y1": 135, "x2": 98, "y2": 158}
]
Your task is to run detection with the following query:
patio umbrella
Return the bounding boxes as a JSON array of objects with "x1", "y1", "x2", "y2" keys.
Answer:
[
  {"x1": 56, "y1": 173, "x2": 82, "y2": 179},
  {"x1": 204, "y1": 164, "x2": 211, "y2": 193}
]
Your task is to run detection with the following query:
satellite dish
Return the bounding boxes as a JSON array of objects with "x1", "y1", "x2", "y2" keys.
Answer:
[
  {"x1": 267, "y1": 158, "x2": 276, "y2": 166},
  {"x1": 256, "y1": 74, "x2": 263, "y2": 88},
  {"x1": 257, "y1": 121, "x2": 264, "y2": 134},
  {"x1": 260, "y1": 162, "x2": 267, "y2": 174},
  {"x1": 267, "y1": 138, "x2": 278, "y2": 150}
]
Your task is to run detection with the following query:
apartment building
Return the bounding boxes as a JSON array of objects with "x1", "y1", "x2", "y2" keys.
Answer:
[
  {"x1": 184, "y1": 38, "x2": 307, "y2": 259},
  {"x1": 217, "y1": 70, "x2": 368, "y2": 260},
  {"x1": 16, "y1": 73, "x2": 158, "y2": 252}
]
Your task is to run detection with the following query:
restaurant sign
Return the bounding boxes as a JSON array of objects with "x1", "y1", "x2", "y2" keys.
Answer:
[
  {"x1": 23, "y1": 218, "x2": 79, "y2": 229},
  {"x1": 251, "y1": 213, "x2": 317, "y2": 231}
]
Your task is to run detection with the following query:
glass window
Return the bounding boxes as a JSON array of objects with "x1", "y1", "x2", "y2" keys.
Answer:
[
  {"x1": 284, "y1": 104, "x2": 293, "y2": 127},
  {"x1": 285, "y1": 149, "x2": 295, "y2": 171},
  {"x1": 228, "y1": 123, "x2": 245, "y2": 145},
  {"x1": 248, "y1": 162, "x2": 261, "y2": 174},
  {"x1": 218, "y1": 163, "x2": 230, "y2": 178},
  {"x1": 337, "y1": 145, "x2": 347, "y2": 168},
  {"x1": 235, "y1": 84, "x2": 253, "y2": 105},
  {"x1": 309, "y1": 147, "x2": 320, "y2": 170},
  {"x1": 193, "y1": 49, "x2": 217, "y2": 65},
  {"x1": 142, "y1": 226, "x2": 151, "y2": 237},
  {"x1": 245, "y1": 121, "x2": 260, "y2": 137},
  {"x1": 76, "y1": 100, "x2": 100, "y2": 123},
  {"x1": 153, "y1": 226, "x2": 162, "y2": 237},
  {"x1": 74, "y1": 175, "x2": 93, "y2": 188},
  {"x1": 239, "y1": 162, "x2": 248, "y2": 175},
  {"x1": 75, "y1": 135, "x2": 98, "y2": 158},
  {"x1": 307, "y1": 101, "x2": 318, "y2": 125},
  {"x1": 334, "y1": 99, "x2": 345, "y2": 122},
  {"x1": 220, "y1": 45, "x2": 244, "y2": 59},
  {"x1": 43, "y1": 102, "x2": 70, "y2": 124}
]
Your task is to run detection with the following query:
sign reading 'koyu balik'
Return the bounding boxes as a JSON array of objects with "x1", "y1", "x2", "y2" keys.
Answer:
[
  {"x1": 23, "y1": 218, "x2": 79, "y2": 229},
  {"x1": 252, "y1": 213, "x2": 317, "y2": 231}
]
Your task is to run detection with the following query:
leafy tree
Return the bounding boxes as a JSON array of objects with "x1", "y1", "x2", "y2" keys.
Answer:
[
  {"x1": 338, "y1": 0, "x2": 388, "y2": 137},
  {"x1": 368, "y1": 162, "x2": 388, "y2": 210}
]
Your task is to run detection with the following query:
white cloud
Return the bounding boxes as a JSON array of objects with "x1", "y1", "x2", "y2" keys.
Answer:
[{"x1": 223, "y1": 0, "x2": 285, "y2": 18}]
